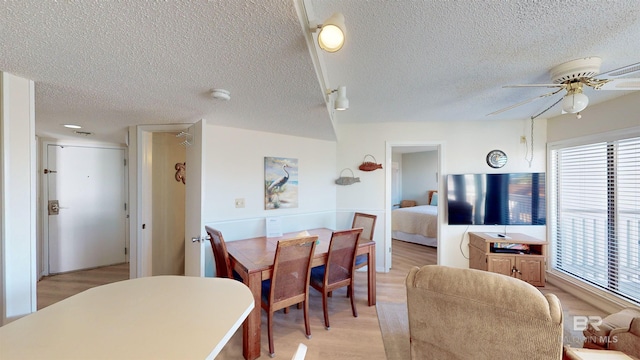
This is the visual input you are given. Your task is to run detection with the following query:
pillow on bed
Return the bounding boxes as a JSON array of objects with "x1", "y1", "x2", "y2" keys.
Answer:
[{"x1": 430, "y1": 193, "x2": 438, "y2": 206}]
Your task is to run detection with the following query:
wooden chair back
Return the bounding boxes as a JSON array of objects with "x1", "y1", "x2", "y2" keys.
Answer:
[
  {"x1": 205, "y1": 226, "x2": 233, "y2": 279},
  {"x1": 263, "y1": 235, "x2": 317, "y2": 356},
  {"x1": 324, "y1": 228, "x2": 362, "y2": 289},
  {"x1": 352, "y1": 212, "x2": 377, "y2": 241},
  {"x1": 269, "y1": 236, "x2": 318, "y2": 309},
  {"x1": 352, "y1": 213, "x2": 376, "y2": 270}
]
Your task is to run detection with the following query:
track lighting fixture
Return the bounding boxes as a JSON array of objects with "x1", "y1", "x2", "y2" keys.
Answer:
[
  {"x1": 327, "y1": 86, "x2": 349, "y2": 111},
  {"x1": 310, "y1": 13, "x2": 346, "y2": 53}
]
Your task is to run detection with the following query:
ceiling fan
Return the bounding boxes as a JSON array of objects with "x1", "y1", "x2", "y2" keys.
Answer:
[{"x1": 488, "y1": 57, "x2": 640, "y2": 118}]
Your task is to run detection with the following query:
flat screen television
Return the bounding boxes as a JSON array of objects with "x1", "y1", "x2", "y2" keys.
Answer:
[{"x1": 447, "y1": 172, "x2": 546, "y2": 225}]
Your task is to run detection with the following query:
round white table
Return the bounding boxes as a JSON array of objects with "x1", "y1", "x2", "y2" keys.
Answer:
[{"x1": 0, "y1": 276, "x2": 254, "y2": 359}]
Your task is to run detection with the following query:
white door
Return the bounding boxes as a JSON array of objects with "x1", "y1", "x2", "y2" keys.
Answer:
[
  {"x1": 183, "y1": 122, "x2": 205, "y2": 276},
  {"x1": 47, "y1": 145, "x2": 126, "y2": 273}
]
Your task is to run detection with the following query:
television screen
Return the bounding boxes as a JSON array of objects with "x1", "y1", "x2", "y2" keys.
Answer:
[{"x1": 447, "y1": 173, "x2": 546, "y2": 225}]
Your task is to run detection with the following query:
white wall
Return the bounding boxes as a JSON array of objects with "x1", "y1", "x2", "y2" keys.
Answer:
[
  {"x1": 201, "y1": 124, "x2": 337, "y2": 245},
  {"x1": 547, "y1": 91, "x2": 640, "y2": 142},
  {"x1": 0, "y1": 72, "x2": 37, "y2": 324},
  {"x1": 402, "y1": 151, "x2": 438, "y2": 205},
  {"x1": 336, "y1": 118, "x2": 547, "y2": 270}
]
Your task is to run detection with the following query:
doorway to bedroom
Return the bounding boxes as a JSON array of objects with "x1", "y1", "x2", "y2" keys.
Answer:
[{"x1": 386, "y1": 143, "x2": 442, "y2": 270}]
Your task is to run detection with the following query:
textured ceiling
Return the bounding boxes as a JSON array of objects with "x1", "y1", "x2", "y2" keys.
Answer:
[{"x1": 1, "y1": 1, "x2": 639, "y2": 144}]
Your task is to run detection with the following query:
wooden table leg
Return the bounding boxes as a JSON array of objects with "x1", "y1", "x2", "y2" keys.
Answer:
[
  {"x1": 243, "y1": 272, "x2": 262, "y2": 360},
  {"x1": 367, "y1": 243, "x2": 376, "y2": 306}
]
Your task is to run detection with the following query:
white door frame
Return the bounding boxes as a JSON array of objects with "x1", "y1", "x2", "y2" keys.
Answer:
[
  {"x1": 130, "y1": 124, "x2": 192, "y2": 278},
  {"x1": 384, "y1": 141, "x2": 445, "y2": 270},
  {"x1": 40, "y1": 140, "x2": 127, "y2": 277}
]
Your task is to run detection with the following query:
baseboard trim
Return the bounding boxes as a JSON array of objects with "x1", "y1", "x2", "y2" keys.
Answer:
[{"x1": 546, "y1": 270, "x2": 640, "y2": 314}]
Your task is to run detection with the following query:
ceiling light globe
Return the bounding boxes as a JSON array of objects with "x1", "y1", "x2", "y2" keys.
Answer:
[{"x1": 562, "y1": 92, "x2": 589, "y2": 113}]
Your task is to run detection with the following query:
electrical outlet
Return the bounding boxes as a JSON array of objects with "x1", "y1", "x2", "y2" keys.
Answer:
[
  {"x1": 520, "y1": 135, "x2": 526, "y2": 144},
  {"x1": 235, "y1": 198, "x2": 245, "y2": 208}
]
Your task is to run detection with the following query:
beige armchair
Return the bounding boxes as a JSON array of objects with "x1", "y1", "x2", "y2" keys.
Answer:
[
  {"x1": 583, "y1": 307, "x2": 640, "y2": 359},
  {"x1": 406, "y1": 265, "x2": 564, "y2": 360},
  {"x1": 609, "y1": 317, "x2": 640, "y2": 359}
]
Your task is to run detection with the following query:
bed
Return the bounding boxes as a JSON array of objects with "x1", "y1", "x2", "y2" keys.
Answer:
[{"x1": 392, "y1": 190, "x2": 438, "y2": 247}]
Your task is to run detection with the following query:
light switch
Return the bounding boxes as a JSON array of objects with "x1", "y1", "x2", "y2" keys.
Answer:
[{"x1": 235, "y1": 198, "x2": 245, "y2": 208}]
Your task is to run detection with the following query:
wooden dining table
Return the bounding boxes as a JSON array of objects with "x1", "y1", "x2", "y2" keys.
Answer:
[{"x1": 226, "y1": 227, "x2": 376, "y2": 360}]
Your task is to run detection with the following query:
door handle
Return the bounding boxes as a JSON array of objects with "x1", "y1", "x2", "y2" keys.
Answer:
[
  {"x1": 191, "y1": 235, "x2": 211, "y2": 243},
  {"x1": 48, "y1": 200, "x2": 60, "y2": 215}
]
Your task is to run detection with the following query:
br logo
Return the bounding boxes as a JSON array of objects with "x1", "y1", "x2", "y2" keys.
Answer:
[{"x1": 573, "y1": 315, "x2": 603, "y2": 331}]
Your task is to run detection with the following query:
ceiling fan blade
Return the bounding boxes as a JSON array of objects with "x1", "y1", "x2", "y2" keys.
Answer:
[
  {"x1": 595, "y1": 78, "x2": 640, "y2": 90},
  {"x1": 487, "y1": 88, "x2": 564, "y2": 116},
  {"x1": 503, "y1": 84, "x2": 564, "y2": 88},
  {"x1": 597, "y1": 62, "x2": 640, "y2": 78}
]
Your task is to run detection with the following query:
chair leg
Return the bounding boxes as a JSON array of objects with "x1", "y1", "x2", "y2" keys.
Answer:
[
  {"x1": 268, "y1": 310, "x2": 275, "y2": 357},
  {"x1": 322, "y1": 290, "x2": 330, "y2": 330},
  {"x1": 349, "y1": 283, "x2": 358, "y2": 318},
  {"x1": 284, "y1": 306, "x2": 289, "y2": 314},
  {"x1": 303, "y1": 300, "x2": 311, "y2": 339},
  {"x1": 297, "y1": 302, "x2": 302, "y2": 310}
]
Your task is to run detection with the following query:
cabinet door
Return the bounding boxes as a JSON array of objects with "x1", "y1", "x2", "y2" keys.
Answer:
[
  {"x1": 487, "y1": 256, "x2": 515, "y2": 277},
  {"x1": 517, "y1": 258, "x2": 545, "y2": 286}
]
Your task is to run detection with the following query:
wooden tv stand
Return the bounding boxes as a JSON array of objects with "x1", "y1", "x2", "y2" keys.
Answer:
[{"x1": 468, "y1": 232, "x2": 547, "y2": 287}]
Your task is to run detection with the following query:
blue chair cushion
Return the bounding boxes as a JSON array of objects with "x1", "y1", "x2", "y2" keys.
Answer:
[
  {"x1": 310, "y1": 265, "x2": 326, "y2": 287},
  {"x1": 354, "y1": 254, "x2": 367, "y2": 267},
  {"x1": 232, "y1": 270, "x2": 243, "y2": 282},
  {"x1": 261, "y1": 279, "x2": 272, "y2": 304}
]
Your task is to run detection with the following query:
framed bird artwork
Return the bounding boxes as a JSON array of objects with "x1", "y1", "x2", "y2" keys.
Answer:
[{"x1": 264, "y1": 156, "x2": 298, "y2": 209}]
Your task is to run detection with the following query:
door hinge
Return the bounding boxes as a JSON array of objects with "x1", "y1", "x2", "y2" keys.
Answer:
[
  {"x1": 124, "y1": 159, "x2": 127, "y2": 166},
  {"x1": 124, "y1": 203, "x2": 127, "y2": 211},
  {"x1": 124, "y1": 247, "x2": 128, "y2": 255}
]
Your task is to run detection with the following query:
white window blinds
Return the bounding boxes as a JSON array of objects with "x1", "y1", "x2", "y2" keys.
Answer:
[{"x1": 550, "y1": 135, "x2": 640, "y2": 303}]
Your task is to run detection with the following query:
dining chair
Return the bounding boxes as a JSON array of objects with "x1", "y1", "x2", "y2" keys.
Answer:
[
  {"x1": 352, "y1": 212, "x2": 377, "y2": 270},
  {"x1": 310, "y1": 228, "x2": 363, "y2": 330},
  {"x1": 261, "y1": 235, "x2": 318, "y2": 357},
  {"x1": 204, "y1": 226, "x2": 235, "y2": 279}
]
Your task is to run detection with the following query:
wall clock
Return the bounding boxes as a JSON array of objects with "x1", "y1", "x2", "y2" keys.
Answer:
[{"x1": 486, "y1": 149, "x2": 507, "y2": 168}]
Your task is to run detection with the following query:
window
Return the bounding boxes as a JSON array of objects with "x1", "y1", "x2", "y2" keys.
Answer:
[{"x1": 550, "y1": 134, "x2": 640, "y2": 304}]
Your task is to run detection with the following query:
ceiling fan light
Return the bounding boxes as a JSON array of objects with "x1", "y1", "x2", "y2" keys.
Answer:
[
  {"x1": 562, "y1": 92, "x2": 589, "y2": 113},
  {"x1": 317, "y1": 13, "x2": 345, "y2": 53}
]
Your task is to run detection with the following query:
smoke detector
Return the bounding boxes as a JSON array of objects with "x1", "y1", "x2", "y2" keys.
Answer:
[{"x1": 211, "y1": 89, "x2": 231, "y2": 100}]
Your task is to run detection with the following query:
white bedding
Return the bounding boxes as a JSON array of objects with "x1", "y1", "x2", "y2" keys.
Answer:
[{"x1": 392, "y1": 205, "x2": 438, "y2": 239}]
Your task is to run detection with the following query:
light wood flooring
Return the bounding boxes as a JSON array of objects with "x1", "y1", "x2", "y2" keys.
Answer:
[
  {"x1": 37, "y1": 263, "x2": 130, "y2": 310},
  {"x1": 37, "y1": 240, "x2": 602, "y2": 359}
]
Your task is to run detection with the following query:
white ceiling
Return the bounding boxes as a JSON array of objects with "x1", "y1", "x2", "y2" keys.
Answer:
[{"x1": 1, "y1": 1, "x2": 639, "y2": 144}]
